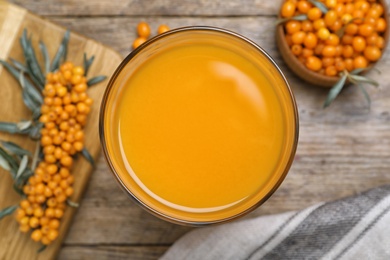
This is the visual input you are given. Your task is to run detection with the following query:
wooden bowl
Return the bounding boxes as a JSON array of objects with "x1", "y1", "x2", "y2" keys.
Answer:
[{"x1": 276, "y1": 0, "x2": 389, "y2": 88}]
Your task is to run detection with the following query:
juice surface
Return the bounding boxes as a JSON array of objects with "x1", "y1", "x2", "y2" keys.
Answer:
[{"x1": 115, "y1": 43, "x2": 286, "y2": 214}]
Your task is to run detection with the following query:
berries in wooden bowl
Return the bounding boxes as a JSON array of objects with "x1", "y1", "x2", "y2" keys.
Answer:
[{"x1": 276, "y1": 0, "x2": 389, "y2": 106}]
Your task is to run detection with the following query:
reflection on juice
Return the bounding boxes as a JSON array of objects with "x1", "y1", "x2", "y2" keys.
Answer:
[{"x1": 101, "y1": 28, "x2": 298, "y2": 224}]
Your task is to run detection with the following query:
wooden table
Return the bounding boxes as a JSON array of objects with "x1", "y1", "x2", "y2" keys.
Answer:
[{"x1": 7, "y1": 0, "x2": 390, "y2": 259}]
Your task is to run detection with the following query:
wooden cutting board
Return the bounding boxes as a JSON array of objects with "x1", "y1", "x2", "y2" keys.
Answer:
[{"x1": 0, "y1": 2, "x2": 123, "y2": 259}]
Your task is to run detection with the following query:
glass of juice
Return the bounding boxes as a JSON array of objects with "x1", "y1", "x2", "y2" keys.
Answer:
[{"x1": 100, "y1": 26, "x2": 299, "y2": 226}]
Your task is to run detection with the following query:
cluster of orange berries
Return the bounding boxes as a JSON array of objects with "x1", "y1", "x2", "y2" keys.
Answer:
[
  {"x1": 133, "y1": 22, "x2": 170, "y2": 49},
  {"x1": 281, "y1": 0, "x2": 387, "y2": 76},
  {"x1": 14, "y1": 61, "x2": 92, "y2": 245}
]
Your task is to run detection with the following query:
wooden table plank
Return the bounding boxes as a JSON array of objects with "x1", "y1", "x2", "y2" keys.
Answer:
[
  {"x1": 9, "y1": 0, "x2": 283, "y2": 16},
  {"x1": 3, "y1": 1, "x2": 390, "y2": 259}
]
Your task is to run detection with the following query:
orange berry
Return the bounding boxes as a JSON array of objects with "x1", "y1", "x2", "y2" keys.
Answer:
[
  {"x1": 352, "y1": 36, "x2": 366, "y2": 52},
  {"x1": 15, "y1": 208, "x2": 26, "y2": 220},
  {"x1": 366, "y1": 34, "x2": 378, "y2": 46},
  {"x1": 291, "y1": 44, "x2": 302, "y2": 56},
  {"x1": 325, "y1": 66, "x2": 337, "y2": 76},
  {"x1": 364, "y1": 46, "x2": 381, "y2": 61},
  {"x1": 40, "y1": 216, "x2": 50, "y2": 226},
  {"x1": 313, "y1": 19, "x2": 325, "y2": 30},
  {"x1": 358, "y1": 24, "x2": 374, "y2": 37},
  {"x1": 291, "y1": 31, "x2": 306, "y2": 45},
  {"x1": 54, "y1": 208, "x2": 64, "y2": 219},
  {"x1": 31, "y1": 229, "x2": 43, "y2": 242},
  {"x1": 314, "y1": 43, "x2": 325, "y2": 56},
  {"x1": 65, "y1": 187, "x2": 74, "y2": 197},
  {"x1": 325, "y1": 0, "x2": 337, "y2": 8},
  {"x1": 74, "y1": 83, "x2": 87, "y2": 93},
  {"x1": 20, "y1": 200, "x2": 30, "y2": 209},
  {"x1": 133, "y1": 37, "x2": 147, "y2": 49},
  {"x1": 45, "y1": 208, "x2": 55, "y2": 218},
  {"x1": 44, "y1": 154, "x2": 56, "y2": 164},
  {"x1": 342, "y1": 45, "x2": 354, "y2": 58},
  {"x1": 137, "y1": 22, "x2": 151, "y2": 38},
  {"x1": 297, "y1": 0, "x2": 312, "y2": 13},
  {"x1": 36, "y1": 194, "x2": 46, "y2": 204},
  {"x1": 34, "y1": 207, "x2": 44, "y2": 218},
  {"x1": 47, "y1": 197, "x2": 58, "y2": 208},
  {"x1": 60, "y1": 168, "x2": 70, "y2": 178},
  {"x1": 324, "y1": 10, "x2": 338, "y2": 27},
  {"x1": 322, "y1": 57, "x2": 334, "y2": 67},
  {"x1": 72, "y1": 66, "x2": 85, "y2": 76},
  {"x1": 44, "y1": 186, "x2": 53, "y2": 197},
  {"x1": 73, "y1": 141, "x2": 84, "y2": 152},
  {"x1": 301, "y1": 20, "x2": 313, "y2": 32},
  {"x1": 305, "y1": 56, "x2": 322, "y2": 71},
  {"x1": 49, "y1": 219, "x2": 60, "y2": 229},
  {"x1": 301, "y1": 48, "x2": 314, "y2": 58},
  {"x1": 345, "y1": 23, "x2": 359, "y2": 35},
  {"x1": 335, "y1": 59, "x2": 346, "y2": 72},
  {"x1": 344, "y1": 58, "x2": 354, "y2": 71},
  {"x1": 56, "y1": 194, "x2": 67, "y2": 203},
  {"x1": 325, "y1": 34, "x2": 340, "y2": 46},
  {"x1": 322, "y1": 45, "x2": 337, "y2": 57},
  {"x1": 376, "y1": 36, "x2": 385, "y2": 49},
  {"x1": 20, "y1": 216, "x2": 29, "y2": 226},
  {"x1": 157, "y1": 24, "x2": 170, "y2": 34},
  {"x1": 29, "y1": 216, "x2": 40, "y2": 228},
  {"x1": 303, "y1": 32, "x2": 317, "y2": 49},
  {"x1": 285, "y1": 20, "x2": 301, "y2": 34},
  {"x1": 67, "y1": 175, "x2": 75, "y2": 185},
  {"x1": 341, "y1": 34, "x2": 353, "y2": 45},
  {"x1": 41, "y1": 135, "x2": 52, "y2": 146},
  {"x1": 307, "y1": 7, "x2": 322, "y2": 21},
  {"x1": 317, "y1": 27, "x2": 330, "y2": 40},
  {"x1": 60, "y1": 156, "x2": 73, "y2": 167},
  {"x1": 353, "y1": 56, "x2": 368, "y2": 69},
  {"x1": 47, "y1": 229, "x2": 59, "y2": 241},
  {"x1": 48, "y1": 181, "x2": 58, "y2": 190},
  {"x1": 376, "y1": 18, "x2": 387, "y2": 32},
  {"x1": 329, "y1": 20, "x2": 342, "y2": 33},
  {"x1": 47, "y1": 164, "x2": 58, "y2": 175},
  {"x1": 334, "y1": 3, "x2": 345, "y2": 16}
]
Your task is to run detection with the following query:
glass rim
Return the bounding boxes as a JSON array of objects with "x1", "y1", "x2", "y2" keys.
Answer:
[{"x1": 99, "y1": 26, "x2": 299, "y2": 226}]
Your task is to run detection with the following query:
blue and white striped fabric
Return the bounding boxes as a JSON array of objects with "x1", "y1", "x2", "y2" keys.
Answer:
[{"x1": 161, "y1": 185, "x2": 390, "y2": 260}]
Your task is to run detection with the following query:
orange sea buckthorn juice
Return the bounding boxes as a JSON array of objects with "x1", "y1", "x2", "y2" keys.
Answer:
[{"x1": 100, "y1": 27, "x2": 298, "y2": 225}]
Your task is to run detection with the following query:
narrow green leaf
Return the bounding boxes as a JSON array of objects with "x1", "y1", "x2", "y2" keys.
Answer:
[
  {"x1": 1, "y1": 141, "x2": 31, "y2": 157},
  {"x1": 87, "y1": 75, "x2": 107, "y2": 87},
  {"x1": 308, "y1": 0, "x2": 328, "y2": 14},
  {"x1": 275, "y1": 14, "x2": 308, "y2": 25},
  {"x1": 51, "y1": 30, "x2": 70, "y2": 72},
  {"x1": 19, "y1": 71, "x2": 44, "y2": 105},
  {"x1": 22, "y1": 86, "x2": 39, "y2": 112},
  {"x1": 67, "y1": 199, "x2": 79, "y2": 208},
  {"x1": 81, "y1": 147, "x2": 95, "y2": 166},
  {"x1": 29, "y1": 123, "x2": 43, "y2": 141},
  {"x1": 357, "y1": 84, "x2": 371, "y2": 108},
  {"x1": 39, "y1": 41, "x2": 50, "y2": 75},
  {"x1": 349, "y1": 75, "x2": 379, "y2": 87},
  {"x1": 0, "y1": 147, "x2": 19, "y2": 176},
  {"x1": 20, "y1": 32, "x2": 45, "y2": 89},
  {"x1": 350, "y1": 67, "x2": 370, "y2": 75},
  {"x1": 0, "y1": 151, "x2": 11, "y2": 171},
  {"x1": 0, "y1": 205, "x2": 17, "y2": 220},
  {"x1": 13, "y1": 183, "x2": 24, "y2": 196},
  {"x1": 0, "y1": 122, "x2": 18, "y2": 134},
  {"x1": 83, "y1": 53, "x2": 95, "y2": 76},
  {"x1": 10, "y1": 59, "x2": 27, "y2": 72},
  {"x1": 323, "y1": 74, "x2": 347, "y2": 108},
  {"x1": 16, "y1": 155, "x2": 28, "y2": 181},
  {"x1": 37, "y1": 245, "x2": 47, "y2": 253},
  {"x1": 16, "y1": 120, "x2": 32, "y2": 131},
  {"x1": 15, "y1": 168, "x2": 32, "y2": 187}
]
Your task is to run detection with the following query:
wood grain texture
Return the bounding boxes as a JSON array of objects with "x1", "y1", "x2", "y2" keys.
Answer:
[
  {"x1": 0, "y1": 2, "x2": 122, "y2": 259},
  {"x1": 2, "y1": 0, "x2": 390, "y2": 259}
]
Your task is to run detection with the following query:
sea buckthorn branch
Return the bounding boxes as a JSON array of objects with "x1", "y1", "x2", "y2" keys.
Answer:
[{"x1": 0, "y1": 29, "x2": 105, "y2": 249}]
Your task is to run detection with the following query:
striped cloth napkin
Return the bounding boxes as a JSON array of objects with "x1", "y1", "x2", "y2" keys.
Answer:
[{"x1": 161, "y1": 185, "x2": 390, "y2": 260}]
